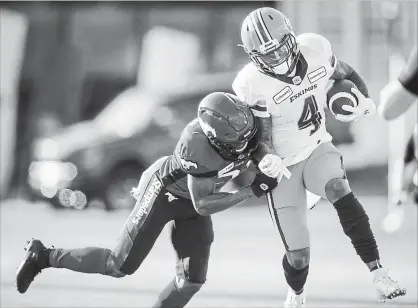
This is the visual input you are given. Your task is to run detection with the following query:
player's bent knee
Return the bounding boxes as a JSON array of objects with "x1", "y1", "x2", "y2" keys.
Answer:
[
  {"x1": 325, "y1": 178, "x2": 351, "y2": 203},
  {"x1": 175, "y1": 277, "x2": 204, "y2": 294},
  {"x1": 104, "y1": 250, "x2": 126, "y2": 278},
  {"x1": 176, "y1": 255, "x2": 209, "y2": 285},
  {"x1": 286, "y1": 247, "x2": 310, "y2": 269}
]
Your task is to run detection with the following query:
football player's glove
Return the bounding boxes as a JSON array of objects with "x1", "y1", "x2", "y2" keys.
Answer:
[
  {"x1": 251, "y1": 172, "x2": 278, "y2": 197},
  {"x1": 335, "y1": 88, "x2": 376, "y2": 123},
  {"x1": 258, "y1": 154, "x2": 291, "y2": 179}
]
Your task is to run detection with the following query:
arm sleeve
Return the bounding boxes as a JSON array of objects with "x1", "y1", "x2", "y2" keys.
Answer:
[
  {"x1": 398, "y1": 46, "x2": 418, "y2": 96},
  {"x1": 232, "y1": 70, "x2": 270, "y2": 118}
]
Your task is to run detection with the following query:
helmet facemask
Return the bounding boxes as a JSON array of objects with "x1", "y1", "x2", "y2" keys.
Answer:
[
  {"x1": 246, "y1": 33, "x2": 300, "y2": 77},
  {"x1": 220, "y1": 120, "x2": 258, "y2": 156},
  {"x1": 212, "y1": 130, "x2": 258, "y2": 160}
]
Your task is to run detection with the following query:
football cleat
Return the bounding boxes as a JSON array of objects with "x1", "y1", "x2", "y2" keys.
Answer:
[
  {"x1": 284, "y1": 287, "x2": 306, "y2": 308},
  {"x1": 373, "y1": 268, "x2": 406, "y2": 303},
  {"x1": 15, "y1": 239, "x2": 50, "y2": 294}
]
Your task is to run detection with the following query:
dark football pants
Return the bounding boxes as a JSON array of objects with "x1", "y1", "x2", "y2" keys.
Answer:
[{"x1": 113, "y1": 169, "x2": 214, "y2": 284}]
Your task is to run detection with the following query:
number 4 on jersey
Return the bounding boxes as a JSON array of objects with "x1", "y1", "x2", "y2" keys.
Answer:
[{"x1": 298, "y1": 95, "x2": 322, "y2": 135}]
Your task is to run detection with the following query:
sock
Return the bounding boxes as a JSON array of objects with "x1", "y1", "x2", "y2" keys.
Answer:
[
  {"x1": 370, "y1": 261, "x2": 384, "y2": 272},
  {"x1": 49, "y1": 247, "x2": 111, "y2": 274},
  {"x1": 152, "y1": 278, "x2": 202, "y2": 308},
  {"x1": 333, "y1": 192, "x2": 380, "y2": 263},
  {"x1": 282, "y1": 255, "x2": 309, "y2": 294},
  {"x1": 37, "y1": 249, "x2": 52, "y2": 268}
]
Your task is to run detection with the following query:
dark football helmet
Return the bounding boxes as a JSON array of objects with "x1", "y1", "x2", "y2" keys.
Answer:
[{"x1": 197, "y1": 92, "x2": 258, "y2": 159}]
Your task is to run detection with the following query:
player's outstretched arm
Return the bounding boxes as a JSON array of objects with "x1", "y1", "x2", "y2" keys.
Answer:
[{"x1": 188, "y1": 174, "x2": 255, "y2": 216}]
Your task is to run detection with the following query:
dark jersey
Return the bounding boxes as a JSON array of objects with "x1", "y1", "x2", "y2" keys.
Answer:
[
  {"x1": 158, "y1": 119, "x2": 255, "y2": 199},
  {"x1": 399, "y1": 46, "x2": 418, "y2": 96}
]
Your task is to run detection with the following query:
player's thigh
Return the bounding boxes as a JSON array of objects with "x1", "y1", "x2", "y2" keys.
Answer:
[
  {"x1": 170, "y1": 213, "x2": 214, "y2": 283},
  {"x1": 303, "y1": 142, "x2": 347, "y2": 200},
  {"x1": 270, "y1": 161, "x2": 310, "y2": 252},
  {"x1": 113, "y1": 170, "x2": 172, "y2": 275},
  {"x1": 133, "y1": 156, "x2": 169, "y2": 196}
]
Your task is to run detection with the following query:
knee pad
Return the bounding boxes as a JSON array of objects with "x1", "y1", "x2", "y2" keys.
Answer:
[
  {"x1": 176, "y1": 255, "x2": 209, "y2": 284},
  {"x1": 175, "y1": 277, "x2": 204, "y2": 294},
  {"x1": 285, "y1": 248, "x2": 310, "y2": 269},
  {"x1": 325, "y1": 178, "x2": 351, "y2": 202},
  {"x1": 104, "y1": 249, "x2": 126, "y2": 278}
]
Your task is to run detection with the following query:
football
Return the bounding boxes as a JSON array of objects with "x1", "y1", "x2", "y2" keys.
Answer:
[{"x1": 327, "y1": 79, "x2": 358, "y2": 116}]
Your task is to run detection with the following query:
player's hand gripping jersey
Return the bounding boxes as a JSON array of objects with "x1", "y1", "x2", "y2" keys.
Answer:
[
  {"x1": 159, "y1": 118, "x2": 258, "y2": 199},
  {"x1": 233, "y1": 33, "x2": 337, "y2": 165}
]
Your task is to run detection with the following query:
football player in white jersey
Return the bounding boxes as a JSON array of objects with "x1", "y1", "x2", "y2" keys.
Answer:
[{"x1": 233, "y1": 7, "x2": 406, "y2": 307}]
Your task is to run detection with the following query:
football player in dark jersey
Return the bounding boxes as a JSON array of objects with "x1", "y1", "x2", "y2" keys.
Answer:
[
  {"x1": 15, "y1": 92, "x2": 277, "y2": 307},
  {"x1": 379, "y1": 45, "x2": 418, "y2": 231}
]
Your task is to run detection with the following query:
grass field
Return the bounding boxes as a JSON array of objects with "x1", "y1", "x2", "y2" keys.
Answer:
[{"x1": 1, "y1": 192, "x2": 417, "y2": 308}]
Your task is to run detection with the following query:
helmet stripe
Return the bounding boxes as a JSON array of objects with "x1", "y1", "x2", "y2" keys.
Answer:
[
  {"x1": 222, "y1": 92, "x2": 236, "y2": 105},
  {"x1": 250, "y1": 12, "x2": 265, "y2": 44},
  {"x1": 257, "y1": 9, "x2": 273, "y2": 41}
]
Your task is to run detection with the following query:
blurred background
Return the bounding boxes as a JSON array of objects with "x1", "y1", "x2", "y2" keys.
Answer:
[
  {"x1": 0, "y1": 0, "x2": 417, "y2": 210},
  {"x1": 0, "y1": 1, "x2": 417, "y2": 307}
]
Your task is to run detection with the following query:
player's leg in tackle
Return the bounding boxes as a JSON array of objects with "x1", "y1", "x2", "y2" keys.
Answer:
[
  {"x1": 15, "y1": 158, "x2": 172, "y2": 294},
  {"x1": 153, "y1": 211, "x2": 214, "y2": 308},
  {"x1": 303, "y1": 142, "x2": 406, "y2": 301},
  {"x1": 269, "y1": 161, "x2": 310, "y2": 307}
]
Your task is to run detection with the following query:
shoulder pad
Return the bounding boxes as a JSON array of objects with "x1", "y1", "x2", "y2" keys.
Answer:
[
  {"x1": 178, "y1": 130, "x2": 220, "y2": 177},
  {"x1": 297, "y1": 33, "x2": 333, "y2": 60},
  {"x1": 232, "y1": 64, "x2": 265, "y2": 107}
]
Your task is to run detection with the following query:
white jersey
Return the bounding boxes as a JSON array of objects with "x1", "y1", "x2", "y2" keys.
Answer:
[{"x1": 233, "y1": 33, "x2": 337, "y2": 166}]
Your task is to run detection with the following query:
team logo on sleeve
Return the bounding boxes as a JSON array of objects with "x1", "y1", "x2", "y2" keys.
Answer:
[
  {"x1": 308, "y1": 66, "x2": 327, "y2": 84},
  {"x1": 180, "y1": 158, "x2": 198, "y2": 170},
  {"x1": 165, "y1": 192, "x2": 178, "y2": 203}
]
